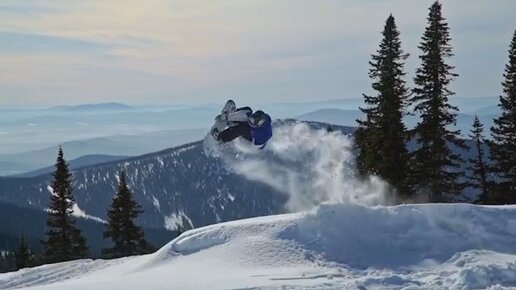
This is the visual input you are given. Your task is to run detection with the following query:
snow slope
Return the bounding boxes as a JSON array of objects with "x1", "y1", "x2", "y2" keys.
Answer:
[{"x1": 1, "y1": 203, "x2": 516, "y2": 289}]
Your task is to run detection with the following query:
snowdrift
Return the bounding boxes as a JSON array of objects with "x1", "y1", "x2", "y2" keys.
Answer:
[{"x1": 1, "y1": 203, "x2": 516, "y2": 289}]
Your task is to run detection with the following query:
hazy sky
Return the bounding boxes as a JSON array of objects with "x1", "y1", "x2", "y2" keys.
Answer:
[{"x1": 0, "y1": 0, "x2": 515, "y2": 107}]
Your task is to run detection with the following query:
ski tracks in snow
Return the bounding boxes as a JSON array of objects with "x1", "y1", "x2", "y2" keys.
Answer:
[
  {"x1": 1, "y1": 203, "x2": 516, "y2": 289},
  {"x1": 0, "y1": 258, "x2": 128, "y2": 289}
]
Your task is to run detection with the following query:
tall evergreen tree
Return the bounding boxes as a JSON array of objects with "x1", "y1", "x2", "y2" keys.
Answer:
[
  {"x1": 410, "y1": 1, "x2": 466, "y2": 201},
  {"x1": 467, "y1": 116, "x2": 491, "y2": 203},
  {"x1": 15, "y1": 234, "x2": 34, "y2": 270},
  {"x1": 356, "y1": 15, "x2": 412, "y2": 197},
  {"x1": 42, "y1": 147, "x2": 88, "y2": 263},
  {"x1": 490, "y1": 30, "x2": 516, "y2": 203},
  {"x1": 103, "y1": 170, "x2": 151, "y2": 258}
]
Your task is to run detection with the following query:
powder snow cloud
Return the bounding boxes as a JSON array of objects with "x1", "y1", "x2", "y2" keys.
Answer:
[{"x1": 206, "y1": 122, "x2": 389, "y2": 212}]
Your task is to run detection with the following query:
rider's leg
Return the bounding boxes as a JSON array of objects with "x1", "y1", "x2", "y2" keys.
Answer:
[{"x1": 218, "y1": 122, "x2": 252, "y2": 142}]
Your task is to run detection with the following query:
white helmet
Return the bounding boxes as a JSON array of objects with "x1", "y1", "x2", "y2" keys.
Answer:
[{"x1": 222, "y1": 99, "x2": 236, "y2": 114}]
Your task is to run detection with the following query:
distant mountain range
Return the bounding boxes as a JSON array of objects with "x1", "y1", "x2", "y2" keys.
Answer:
[
  {"x1": 0, "y1": 128, "x2": 206, "y2": 176},
  {"x1": 296, "y1": 109, "x2": 362, "y2": 127},
  {"x1": 13, "y1": 154, "x2": 128, "y2": 178},
  {"x1": 296, "y1": 107, "x2": 498, "y2": 136},
  {"x1": 0, "y1": 105, "x2": 217, "y2": 155},
  {"x1": 0, "y1": 97, "x2": 499, "y2": 155},
  {"x1": 264, "y1": 96, "x2": 499, "y2": 117},
  {"x1": 474, "y1": 104, "x2": 500, "y2": 116},
  {"x1": 449, "y1": 96, "x2": 500, "y2": 114},
  {"x1": 50, "y1": 102, "x2": 135, "y2": 112}
]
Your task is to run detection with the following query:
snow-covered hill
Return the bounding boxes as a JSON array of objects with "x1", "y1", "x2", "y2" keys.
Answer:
[
  {"x1": 1, "y1": 203, "x2": 515, "y2": 289},
  {"x1": 0, "y1": 122, "x2": 356, "y2": 231},
  {"x1": 0, "y1": 141, "x2": 286, "y2": 230}
]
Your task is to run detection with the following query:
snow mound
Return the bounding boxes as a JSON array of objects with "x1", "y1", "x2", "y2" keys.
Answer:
[{"x1": 1, "y1": 203, "x2": 516, "y2": 289}]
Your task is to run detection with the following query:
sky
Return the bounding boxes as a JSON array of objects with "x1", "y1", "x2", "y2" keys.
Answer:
[{"x1": 0, "y1": 0, "x2": 515, "y2": 108}]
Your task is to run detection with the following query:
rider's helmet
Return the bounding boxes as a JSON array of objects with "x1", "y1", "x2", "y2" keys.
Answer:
[{"x1": 248, "y1": 110, "x2": 267, "y2": 128}]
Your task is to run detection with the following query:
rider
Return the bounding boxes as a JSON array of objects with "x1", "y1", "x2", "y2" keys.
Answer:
[{"x1": 211, "y1": 100, "x2": 272, "y2": 146}]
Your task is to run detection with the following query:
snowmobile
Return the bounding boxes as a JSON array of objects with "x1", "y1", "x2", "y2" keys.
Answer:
[{"x1": 209, "y1": 100, "x2": 272, "y2": 148}]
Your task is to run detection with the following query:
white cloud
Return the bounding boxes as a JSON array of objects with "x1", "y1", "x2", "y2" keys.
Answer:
[{"x1": 0, "y1": 0, "x2": 515, "y2": 106}]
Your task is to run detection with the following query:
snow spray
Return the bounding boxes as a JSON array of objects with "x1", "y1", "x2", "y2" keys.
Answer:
[{"x1": 204, "y1": 122, "x2": 389, "y2": 212}]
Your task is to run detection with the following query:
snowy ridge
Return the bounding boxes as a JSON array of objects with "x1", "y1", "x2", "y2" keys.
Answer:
[
  {"x1": 0, "y1": 122, "x2": 358, "y2": 232},
  {"x1": 0, "y1": 139, "x2": 286, "y2": 230},
  {"x1": 1, "y1": 203, "x2": 516, "y2": 289}
]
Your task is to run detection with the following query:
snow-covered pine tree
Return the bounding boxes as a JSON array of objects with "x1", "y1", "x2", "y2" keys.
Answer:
[
  {"x1": 42, "y1": 147, "x2": 88, "y2": 263},
  {"x1": 356, "y1": 15, "x2": 412, "y2": 197},
  {"x1": 411, "y1": 1, "x2": 466, "y2": 201},
  {"x1": 490, "y1": 30, "x2": 516, "y2": 203},
  {"x1": 467, "y1": 116, "x2": 491, "y2": 203},
  {"x1": 103, "y1": 170, "x2": 152, "y2": 258}
]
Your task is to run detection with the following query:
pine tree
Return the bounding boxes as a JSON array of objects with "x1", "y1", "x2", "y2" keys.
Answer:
[
  {"x1": 410, "y1": 1, "x2": 466, "y2": 201},
  {"x1": 103, "y1": 170, "x2": 151, "y2": 258},
  {"x1": 467, "y1": 116, "x2": 491, "y2": 203},
  {"x1": 355, "y1": 113, "x2": 381, "y2": 175},
  {"x1": 42, "y1": 147, "x2": 88, "y2": 263},
  {"x1": 490, "y1": 30, "x2": 516, "y2": 203},
  {"x1": 15, "y1": 234, "x2": 34, "y2": 270},
  {"x1": 0, "y1": 253, "x2": 7, "y2": 273},
  {"x1": 0, "y1": 252, "x2": 16, "y2": 273},
  {"x1": 355, "y1": 15, "x2": 412, "y2": 197}
]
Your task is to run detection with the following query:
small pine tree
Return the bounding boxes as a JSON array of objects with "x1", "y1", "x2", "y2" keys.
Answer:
[
  {"x1": 355, "y1": 113, "x2": 381, "y2": 175},
  {"x1": 467, "y1": 116, "x2": 491, "y2": 203},
  {"x1": 15, "y1": 234, "x2": 34, "y2": 270},
  {"x1": 0, "y1": 252, "x2": 16, "y2": 273},
  {"x1": 42, "y1": 147, "x2": 88, "y2": 263},
  {"x1": 0, "y1": 253, "x2": 6, "y2": 273},
  {"x1": 103, "y1": 170, "x2": 151, "y2": 258},
  {"x1": 410, "y1": 1, "x2": 466, "y2": 201},
  {"x1": 0, "y1": 253, "x2": 8, "y2": 273},
  {"x1": 356, "y1": 15, "x2": 412, "y2": 197},
  {"x1": 490, "y1": 30, "x2": 516, "y2": 203}
]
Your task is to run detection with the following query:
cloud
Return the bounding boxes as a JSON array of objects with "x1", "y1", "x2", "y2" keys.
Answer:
[
  {"x1": 0, "y1": 31, "x2": 106, "y2": 53},
  {"x1": 0, "y1": 0, "x2": 515, "y2": 106},
  {"x1": 0, "y1": 1, "x2": 69, "y2": 16}
]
